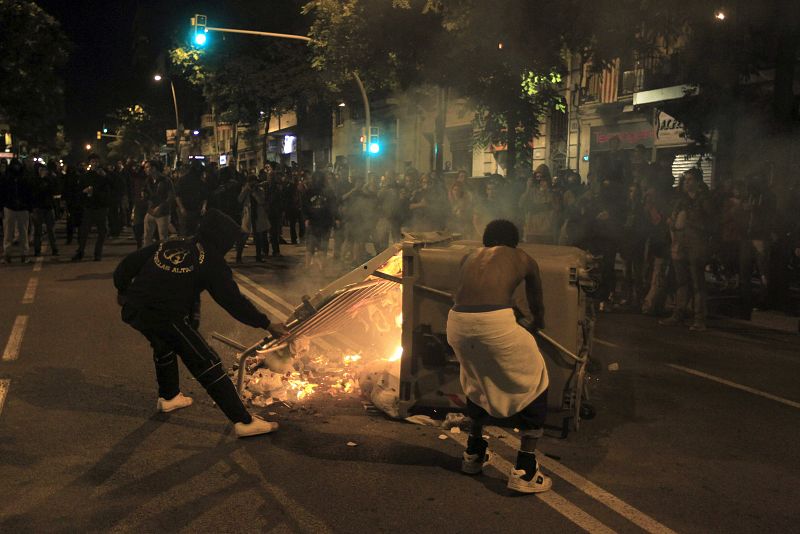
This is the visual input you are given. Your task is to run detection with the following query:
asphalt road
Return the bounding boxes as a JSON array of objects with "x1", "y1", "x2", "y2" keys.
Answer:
[{"x1": 1, "y1": 229, "x2": 798, "y2": 533}]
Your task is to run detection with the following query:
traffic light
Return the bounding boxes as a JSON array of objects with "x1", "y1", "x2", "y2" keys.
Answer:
[
  {"x1": 102, "y1": 127, "x2": 108, "y2": 134},
  {"x1": 368, "y1": 126, "x2": 380, "y2": 154},
  {"x1": 96, "y1": 131, "x2": 102, "y2": 140},
  {"x1": 191, "y1": 14, "x2": 208, "y2": 46}
]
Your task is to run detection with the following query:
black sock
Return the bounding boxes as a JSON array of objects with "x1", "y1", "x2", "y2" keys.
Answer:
[
  {"x1": 515, "y1": 451, "x2": 538, "y2": 479},
  {"x1": 466, "y1": 434, "x2": 488, "y2": 456}
]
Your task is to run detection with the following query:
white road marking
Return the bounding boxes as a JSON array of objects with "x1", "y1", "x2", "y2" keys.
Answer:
[
  {"x1": 238, "y1": 285, "x2": 289, "y2": 322},
  {"x1": 667, "y1": 363, "x2": 800, "y2": 409},
  {"x1": 234, "y1": 271, "x2": 295, "y2": 313},
  {"x1": 594, "y1": 338, "x2": 620, "y2": 348},
  {"x1": 2, "y1": 315, "x2": 29, "y2": 361},
  {"x1": 0, "y1": 379, "x2": 9, "y2": 417},
  {"x1": 33, "y1": 257, "x2": 43, "y2": 272},
  {"x1": 492, "y1": 428, "x2": 678, "y2": 534},
  {"x1": 446, "y1": 431, "x2": 616, "y2": 533},
  {"x1": 22, "y1": 277, "x2": 39, "y2": 304}
]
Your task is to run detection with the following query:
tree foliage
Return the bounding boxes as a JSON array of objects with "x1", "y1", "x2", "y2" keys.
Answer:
[
  {"x1": 305, "y1": 0, "x2": 800, "y2": 174},
  {"x1": 0, "y1": 0, "x2": 71, "y2": 149},
  {"x1": 106, "y1": 104, "x2": 163, "y2": 161}
]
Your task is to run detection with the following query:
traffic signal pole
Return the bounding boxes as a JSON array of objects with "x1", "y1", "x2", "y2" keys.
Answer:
[
  {"x1": 194, "y1": 16, "x2": 372, "y2": 174},
  {"x1": 352, "y1": 72, "x2": 371, "y2": 175}
]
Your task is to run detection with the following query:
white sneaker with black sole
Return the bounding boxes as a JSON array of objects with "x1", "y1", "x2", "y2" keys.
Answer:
[
  {"x1": 235, "y1": 415, "x2": 279, "y2": 438},
  {"x1": 507, "y1": 468, "x2": 552, "y2": 493},
  {"x1": 157, "y1": 393, "x2": 193, "y2": 413}
]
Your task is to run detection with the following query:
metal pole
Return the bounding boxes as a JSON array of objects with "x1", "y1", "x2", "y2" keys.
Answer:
[
  {"x1": 206, "y1": 27, "x2": 312, "y2": 42},
  {"x1": 203, "y1": 26, "x2": 372, "y2": 176},
  {"x1": 170, "y1": 80, "x2": 181, "y2": 169},
  {"x1": 353, "y1": 72, "x2": 371, "y2": 176}
]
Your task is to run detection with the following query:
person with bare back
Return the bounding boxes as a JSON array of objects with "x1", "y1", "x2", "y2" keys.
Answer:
[{"x1": 446, "y1": 219, "x2": 552, "y2": 493}]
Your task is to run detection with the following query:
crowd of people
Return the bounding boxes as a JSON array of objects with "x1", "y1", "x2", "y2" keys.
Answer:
[{"x1": 2, "y1": 143, "x2": 799, "y2": 329}]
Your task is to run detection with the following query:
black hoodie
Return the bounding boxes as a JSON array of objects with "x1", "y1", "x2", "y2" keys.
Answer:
[{"x1": 114, "y1": 209, "x2": 268, "y2": 329}]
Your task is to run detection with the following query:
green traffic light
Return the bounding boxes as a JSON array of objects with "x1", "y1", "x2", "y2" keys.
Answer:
[
  {"x1": 369, "y1": 142, "x2": 380, "y2": 154},
  {"x1": 194, "y1": 32, "x2": 207, "y2": 46}
]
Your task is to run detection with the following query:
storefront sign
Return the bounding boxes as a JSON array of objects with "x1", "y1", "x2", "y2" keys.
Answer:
[
  {"x1": 590, "y1": 122, "x2": 653, "y2": 152},
  {"x1": 654, "y1": 111, "x2": 686, "y2": 146}
]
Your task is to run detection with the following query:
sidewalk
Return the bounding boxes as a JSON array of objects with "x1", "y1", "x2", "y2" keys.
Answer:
[{"x1": 726, "y1": 309, "x2": 799, "y2": 334}]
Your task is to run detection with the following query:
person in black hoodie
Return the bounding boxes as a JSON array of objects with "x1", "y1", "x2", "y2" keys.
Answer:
[
  {"x1": 72, "y1": 153, "x2": 111, "y2": 261},
  {"x1": 1, "y1": 158, "x2": 33, "y2": 263},
  {"x1": 113, "y1": 208, "x2": 287, "y2": 437},
  {"x1": 31, "y1": 163, "x2": 60, "y2": 257}
]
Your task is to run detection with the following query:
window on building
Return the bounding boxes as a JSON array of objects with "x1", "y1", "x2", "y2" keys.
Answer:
[
  {"x1": 618, "y1": 52, "x2": 644, "y2": 96},
  {"x1": 335, "y1": 106, "x2": 345, "y2": 127}
]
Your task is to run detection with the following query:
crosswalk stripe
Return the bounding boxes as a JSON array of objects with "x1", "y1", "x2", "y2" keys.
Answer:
[
  {"x1": 491, "y1": 427, "x2": 678, "y2": 534},
  {"x1": 446, "y1": 430, "x2": 616, "y2": 533},
  {"x1": 0, "y1": 379, "x2": 9, "y2": 417},
  {"x1": 2, "y1": 316, "x2": 29, "y2": 361}
]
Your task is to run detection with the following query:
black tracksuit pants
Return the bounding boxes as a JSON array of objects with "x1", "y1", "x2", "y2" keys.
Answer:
[{"x1": 130, "y1": 312, "x2": 251, "y2": 424}]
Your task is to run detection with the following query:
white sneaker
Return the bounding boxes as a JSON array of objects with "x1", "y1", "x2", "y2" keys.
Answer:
[
  {"x1": 157, "y1": 393, "x2": 193, "y2": 413},
  {"x1": 461, "y1": 450, "x2": 492, "y2": 475},
  {"x1": 235, "y1": 415, "x2": 279, "y2": 438},
  {"x1": 507, "y1": 468, "x2": 552, "y2": 494}
]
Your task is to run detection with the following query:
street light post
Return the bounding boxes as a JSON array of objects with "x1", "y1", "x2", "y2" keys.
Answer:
[
  {"x1": 193, "y1": 17, "x2": 372, "y2": 174},
  {"x1": 155, "y1": 74, "x2": 181, "y2": 169}
]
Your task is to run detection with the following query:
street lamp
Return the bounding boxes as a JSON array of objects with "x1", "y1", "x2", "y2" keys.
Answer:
[
  {"x1": 154, "y1": 74, "x2": 181, "y2": 169},
  {"x1": 714, "y1": 10, "x2": 726, "y2": 21},
  {"x1": 85, "y1": 143, "x2": 92, "y2": 151}
]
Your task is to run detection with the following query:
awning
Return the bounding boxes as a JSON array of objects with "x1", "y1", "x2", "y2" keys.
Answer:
[{"x1": 633, "y1": 84, "x2": 698, "y2": 106}]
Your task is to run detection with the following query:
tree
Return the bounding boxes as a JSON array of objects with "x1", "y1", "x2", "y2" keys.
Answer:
[
  {"x1": 304, "y1": 0, "x2": 569, "y2": 174},
  {"x1": 0, "y1": 0, "x2": 70, "y2": 151},
  {"x1": 106, "y1": 104, "x2": 164, "y2": 161},
  {"x1": 170, "y1": 4, "x2": 330, "y2": 167}
]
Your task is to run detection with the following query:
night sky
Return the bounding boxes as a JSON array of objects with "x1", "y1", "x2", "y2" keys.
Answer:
[{"x1": 35, "y1": 0, "x2": 306, "y2": 154}]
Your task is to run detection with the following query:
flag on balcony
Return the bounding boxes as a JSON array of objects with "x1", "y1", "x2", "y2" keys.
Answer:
[
  {"x1": 600, "y1": 59, "x2": 619, "y2": 103},
  {"x1": 582, "y1": 59, "x2": 619, "y2": 104}
]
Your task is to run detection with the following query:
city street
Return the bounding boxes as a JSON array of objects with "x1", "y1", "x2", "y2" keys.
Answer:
[{"x1": 1, "y1": 231, "x2": 798, "y2": 533}]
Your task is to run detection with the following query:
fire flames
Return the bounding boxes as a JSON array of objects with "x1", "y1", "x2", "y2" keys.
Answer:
[{"x1": 241, "y1": 252, "x2": 406, "y2": 408}]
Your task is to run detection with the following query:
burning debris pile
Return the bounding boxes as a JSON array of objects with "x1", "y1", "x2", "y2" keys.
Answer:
[{"x1": 233, "y1": 253, "x2": 406, "y2": 415}]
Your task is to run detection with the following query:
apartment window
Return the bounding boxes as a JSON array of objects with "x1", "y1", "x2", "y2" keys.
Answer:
[{"x1": 618, "y1": 53, "x2": 644, "y2": 96}]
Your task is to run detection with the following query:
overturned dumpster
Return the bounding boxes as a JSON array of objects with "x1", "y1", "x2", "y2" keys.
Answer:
[{"x1": 231, "y1": 233, "x2": 599, "y2": 431}]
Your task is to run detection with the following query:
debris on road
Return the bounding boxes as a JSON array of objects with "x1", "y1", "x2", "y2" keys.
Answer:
[
  {"x1": 347, "y1": 441, "x2": 358, "y2": 447},
  {"x1": 404, "y1": 414, "x2": 438, "y2": 426}
]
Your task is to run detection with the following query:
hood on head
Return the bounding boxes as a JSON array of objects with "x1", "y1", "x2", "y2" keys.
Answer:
[{"x1": 197, "y1": 208, "x2": 241, "y2": 253}]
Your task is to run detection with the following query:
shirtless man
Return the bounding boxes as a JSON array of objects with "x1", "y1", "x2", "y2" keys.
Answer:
[{"x1": 447, "y1": 218, "x2": 552, "y2": 493}]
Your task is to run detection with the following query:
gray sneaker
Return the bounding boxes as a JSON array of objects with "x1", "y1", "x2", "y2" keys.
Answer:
[
  {"x1": 659, "y1": 316, "x2": 684, "y2": 326},
  {"x1": 461, "y1": 450, "x2": 492, "y2": 475}
]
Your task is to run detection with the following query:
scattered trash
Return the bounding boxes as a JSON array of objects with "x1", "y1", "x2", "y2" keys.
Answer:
[
  {"x1": 442, "y1": 412, "x2": 467, "y2": 430},
  {"x1": 346, "y1": 441, "x2": 358, "y2": 447},
  {"x1": 449, "y1": 427, "x2": 461, "y2": 434},
  {"x1": 482, "y1": 434, "x2": 490, "y2": 440},
  {"x1": 513, "y1": 428, "x2": 520, "y2": 433},
  {"x1": 268, "y1": 412, "x2": 277, "y2": 416},
  {"x1": 405, "y1": 415, "x2": 438, "y2": 426},
  {"x1": 608, "y1": 362, "x2": 619, "y2": 371},
  {"x1": 438, "y1": 434, "x2": 449, "y2": 440}
]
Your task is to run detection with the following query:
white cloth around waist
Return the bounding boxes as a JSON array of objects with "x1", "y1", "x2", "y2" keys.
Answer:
[{"x1": 446, "y1": 307, "x2": 549, "y2": 419}]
